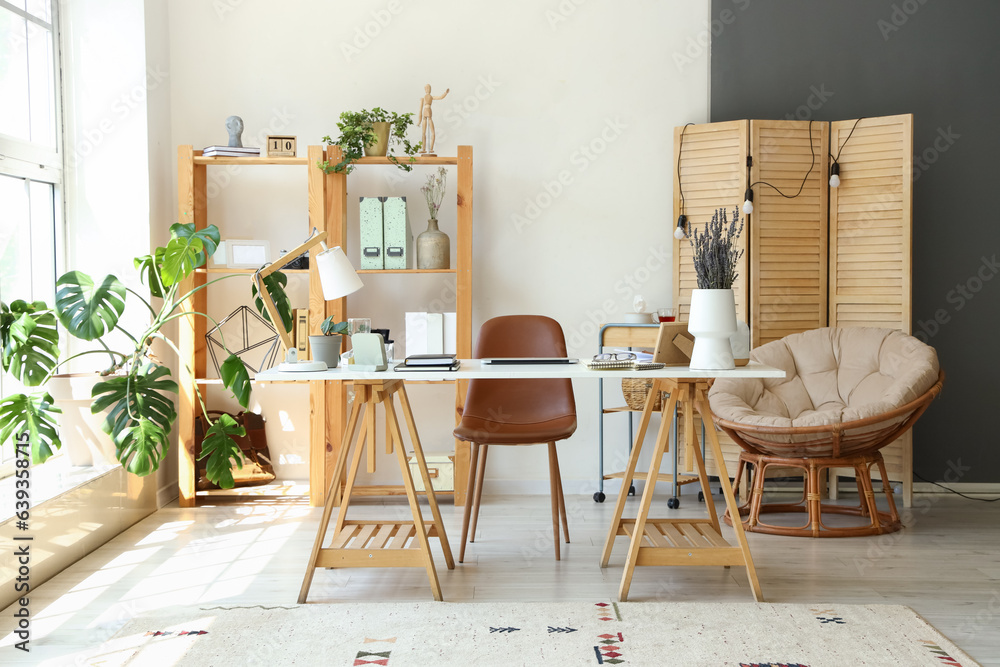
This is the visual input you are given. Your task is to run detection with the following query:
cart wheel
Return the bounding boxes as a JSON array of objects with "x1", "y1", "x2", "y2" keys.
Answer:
[
  {"x1": 698, "y1": 491, "x2": 705, "y2": 502},
  {"x1": 593, "y1": 491, "x2": 606, "y2": 503},
  {"x1": 628, "y1": 484, "x2": 636, "y2": 496},
  {"x1": 667, "y1": 497, "x2": 680, "y2": 509}
]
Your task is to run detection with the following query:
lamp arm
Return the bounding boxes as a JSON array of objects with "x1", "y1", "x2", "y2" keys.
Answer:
[{"x1": 253, "y1": 270, "x2": 296, "y2": 353}]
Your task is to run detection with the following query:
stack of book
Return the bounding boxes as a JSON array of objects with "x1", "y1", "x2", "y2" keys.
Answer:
[
  {"x1": 202, "y1": 145, "x2": 261, "y2": 158},
  {"x1": 394, "y1": 353, "x2": 460, "y2": 372}
]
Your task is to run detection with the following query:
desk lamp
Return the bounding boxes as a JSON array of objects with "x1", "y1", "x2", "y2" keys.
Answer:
[{"x1": 253, "y1": 229, "x2": 363, "y2": 371}]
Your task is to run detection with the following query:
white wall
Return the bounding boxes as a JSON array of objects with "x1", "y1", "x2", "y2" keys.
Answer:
[{"x1": 163, "y1": 0, "x2": 712, "y2": 492}]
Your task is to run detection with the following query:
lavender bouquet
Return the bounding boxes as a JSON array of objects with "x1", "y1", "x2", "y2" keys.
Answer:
[{"x1": 690, "y1": 207, "x2": 744, "y2": 290}]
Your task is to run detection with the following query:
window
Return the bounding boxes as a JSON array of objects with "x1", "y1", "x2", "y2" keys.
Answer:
[{"x1": 0, "y1": 0, "x2": 62, "y2": 476}]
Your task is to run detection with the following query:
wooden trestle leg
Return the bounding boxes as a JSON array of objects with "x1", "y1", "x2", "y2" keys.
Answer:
[
  {"x1": 298, "y1": 380, "x2": 454, "y2": 603},
  {"x1": 599, "y1": 378, "x2": 764, "y2": 602}
]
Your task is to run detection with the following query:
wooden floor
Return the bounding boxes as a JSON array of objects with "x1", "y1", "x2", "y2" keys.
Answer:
[{"x1": 3, "y1": 489, "x2": 999, "y2": 665}]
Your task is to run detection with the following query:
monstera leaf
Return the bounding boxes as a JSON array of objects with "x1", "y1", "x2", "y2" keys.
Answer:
[
  {"x1": 114, "y1": 418, "x2": 171, "y2": 476},
  {"x1": 161, "y1": 223, "x2": 221, "y2": 286},
  {"x1": 1, "y1": 300, "x2": 60, "y2": 386},
  {"x1": 134, "y1": 247, "x2": 167, "y2": 299},
  {"x1": 91, "y1": 363, "x2": 178, "y2": 475},
  {"x1": 55, "y1": 272, "x2": 126, "y2": 341},
  {"x1": 0, "y1": 392, "x2": 61, "y2": 463},
  {"x1": 198, "y1": 412, "x2": 246, "y2": 489},
  {"x1": 251, "y1": 270, "x2": 293, "y2": 334},
  {"x1": 220, "y1": 353, "x2": 251, "y2": 408}
]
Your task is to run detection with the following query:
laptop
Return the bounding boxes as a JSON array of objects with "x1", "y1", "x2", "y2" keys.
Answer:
[{"x1": 480, "y1": 357, "x2": 579, "y2": 365}]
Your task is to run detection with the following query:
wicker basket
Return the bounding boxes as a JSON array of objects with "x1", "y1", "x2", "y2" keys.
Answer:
[{"x1": 621, "y1": 378, "x2": 664, "y2": 411}]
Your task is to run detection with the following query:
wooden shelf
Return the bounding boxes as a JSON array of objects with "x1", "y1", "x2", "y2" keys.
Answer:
[
  {"x1": 315, "y1": 520, "x2": 446, "y2": 568},
  {"x1": 603, "y1": 405, "x2": 640, "y2": 414},
  {"x1": 357, "y1": 268, "x2": 456, "y2": 275},
  {"x1": 193, "y1": 155, "x2": 308, "y2": 166},
  {"x1": 351, "y1": 155, "x2": 461, "y2": 166},
  {"x1": 617, "y1": 518, "x2": 745, "y2": 567},
  {"x1": 195, "y1": 267, "x2": 310, "y2": 274}
]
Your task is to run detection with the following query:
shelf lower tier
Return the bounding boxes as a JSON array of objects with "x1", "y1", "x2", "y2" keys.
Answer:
[
  {"x1": 616, "y1": 518, "x2": 745, "y2": 567},
  {"x1": 316, "y1": 520, "x2": 445, "y2": 568}
]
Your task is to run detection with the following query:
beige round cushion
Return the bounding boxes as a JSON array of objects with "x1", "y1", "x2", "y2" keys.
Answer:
[{"x1": 709, "y1": 327, "x2": 939, "y2": 449}]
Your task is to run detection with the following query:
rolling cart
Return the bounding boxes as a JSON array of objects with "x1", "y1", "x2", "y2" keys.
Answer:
[{"x1": 595, "y1": 323, "x2": 705, "y2": 507}]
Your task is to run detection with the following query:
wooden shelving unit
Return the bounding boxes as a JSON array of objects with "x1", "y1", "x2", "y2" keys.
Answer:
[
  {"x1": 325, "y1": 145, "x2": 474, "y2": 505},
  {"x1": 176, "y1": 144, "x2": 334, "y2": 507},
  {"x1": 176, "y1": 145, "x2": 474, "y2": 508}
]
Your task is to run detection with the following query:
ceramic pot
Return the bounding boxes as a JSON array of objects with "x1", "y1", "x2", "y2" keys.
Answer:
[
  {"x1": 365, "y1": 122, "x2": 391, "y2": 157},
  {"x1": 416, "y1": 218, "x2": 450, "y2": 269},
  {"x1": 687, "y1": 288, "x2": 737, "y2": 370},
  {"x1": 47, "y1": 373, "x2": 118, "y2": 466},
  {"x1": 308, "y1": 334, "x2": 342, "y2": 368}
]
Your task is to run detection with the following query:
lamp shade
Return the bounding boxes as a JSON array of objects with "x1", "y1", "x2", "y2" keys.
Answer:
[{"x1": 316, "y1": 245, "x2": 364, "y2": 300}]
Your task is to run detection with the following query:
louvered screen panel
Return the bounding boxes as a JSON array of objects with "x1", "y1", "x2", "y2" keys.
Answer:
[
  {"x1": 749, "y1": 120, "x2": 829, "y2": 347},
  {"x1": 672, "y1": 121, "x2": 749, "y2": 323},
  {"x1": 828, "y1": 114, "x2": 914, "y2": 507},
  {"x1": 829, "y1": 114, "x2": 913, "y2": 332}
]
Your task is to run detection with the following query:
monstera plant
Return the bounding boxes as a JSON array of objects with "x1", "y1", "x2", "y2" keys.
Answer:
[{"x1": 0, "y1": 222, "x2": 293, "y2": 488}]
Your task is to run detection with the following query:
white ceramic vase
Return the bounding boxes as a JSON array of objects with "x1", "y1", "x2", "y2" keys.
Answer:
[
  {"x1": 47, "y1": 373, "x2": 119, "y2": 467},
  {"x1": 687, "y1": 288, "x2": 737, "y2": 370}
]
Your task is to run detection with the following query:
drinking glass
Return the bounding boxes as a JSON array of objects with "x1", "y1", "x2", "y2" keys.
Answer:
[
  {"x1": 348, "y1": 318, "x2": 371, "y2": 336},
  {"x1": 657, "y1": 308, "x2": 676, "y2": 323}
]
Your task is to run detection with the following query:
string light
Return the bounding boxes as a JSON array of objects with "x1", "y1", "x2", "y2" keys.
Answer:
[{"x1": 673, "y1": 123, "x2": 694, "y2": 239}]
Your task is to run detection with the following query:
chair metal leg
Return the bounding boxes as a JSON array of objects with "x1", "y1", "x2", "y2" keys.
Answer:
[
  {"x1": 548, "y1": 442, "x2": 561, "y2": 561},
  {"x1": 552, "y1": 444, "x2": 570, "y2": 544},
  {"x1": 459, "y1": 442, "x2": 480, "y2": 563},
  {"x1": 469, "y1": 445, "x2": 488, "y2": 543}
]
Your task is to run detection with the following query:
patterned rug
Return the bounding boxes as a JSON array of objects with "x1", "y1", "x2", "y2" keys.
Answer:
[{"x1": 89, "y1": 601, "x2": 978, "y2": 666}]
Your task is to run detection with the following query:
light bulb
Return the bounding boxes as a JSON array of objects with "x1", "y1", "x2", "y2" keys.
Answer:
[
  {"x1": 673, "y1": 214, "x2": 687, "y2": 240},
  {"x1": 829, "y1": 162, "x2": 840, "y2": 188},
  {"x1": 742, "y1": 188, "x2": 754, "y2": 215}
]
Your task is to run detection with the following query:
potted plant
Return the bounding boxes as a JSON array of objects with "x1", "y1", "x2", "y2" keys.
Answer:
[
  {"x1": 687, "y1": 207, "x2": 744, "y2": 370},
  {"x1": 317, "y1": 107, "x2": 422, "y2": 174},
  {"x1": 0, "y1": 222, "x2": 295, "y2": 488},
  {"x1": 309, "y1": 317, "x2": 349, "y2": 368}
]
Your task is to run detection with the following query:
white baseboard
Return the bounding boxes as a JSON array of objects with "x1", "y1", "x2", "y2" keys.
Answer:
[
  {"x1": 912, "y1": 482, "x2": 1000, "y2": 495},
  {"x1": 157, "y1": 480, "x2": 179, "y2": 508}
]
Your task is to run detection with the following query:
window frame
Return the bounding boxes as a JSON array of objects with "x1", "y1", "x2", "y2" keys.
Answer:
[{"x1": 0, "y1": 0, "x2": 64, "y2": 477}]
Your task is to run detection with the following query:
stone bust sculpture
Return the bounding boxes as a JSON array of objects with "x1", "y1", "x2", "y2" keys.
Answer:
[{"x1": 226, "y1": 115, "x2": 244, "y2": 148}]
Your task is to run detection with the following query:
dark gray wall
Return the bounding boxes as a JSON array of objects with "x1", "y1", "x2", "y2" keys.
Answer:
[{"x1": 710, "y1": 0, "x2": 1000, "y2": 483}]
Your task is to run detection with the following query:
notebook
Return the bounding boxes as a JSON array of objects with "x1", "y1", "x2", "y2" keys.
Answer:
[{"x1": 480, "y1": 357, "x2": 579, "y2": 365}]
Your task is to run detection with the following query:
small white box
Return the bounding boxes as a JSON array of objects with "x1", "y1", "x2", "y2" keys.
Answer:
[
  {"x1": 443, "y1": 312, "x2": 457, "y2": 355},
  {"x1": 405, "y1": 311, "x2": 428, "y2": 357},
  {"x1": 407, "y1": 453, "x2": 455, "y2": 492},
  {"x1": 425, "y1": 313, "x2": 444, "y2": 354}
]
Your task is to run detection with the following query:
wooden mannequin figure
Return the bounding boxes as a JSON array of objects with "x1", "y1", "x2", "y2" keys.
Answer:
[{"x1": 418, "y1": 84, "x2": 449, "y2": 156}]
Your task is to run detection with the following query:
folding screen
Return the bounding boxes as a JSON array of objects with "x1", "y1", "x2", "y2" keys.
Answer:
[{"x1": 672, "y1": 114, "x2": 915, "y2": 505}]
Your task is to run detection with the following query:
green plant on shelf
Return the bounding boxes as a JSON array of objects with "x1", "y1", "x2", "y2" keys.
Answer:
[
  {"x1": 320, "y1": 318, "x2": 349, "y2": 336},
  {"x1": 0, "y1": 223, "x2": 295, "y2": 488},
  {"x1": 317, "y1": 107, "x2": 422, "y2": 175}
]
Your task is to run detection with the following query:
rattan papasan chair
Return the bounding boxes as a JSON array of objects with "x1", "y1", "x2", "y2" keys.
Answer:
[{"x1": 708, "y1": 327, "x2": 943, "y2": 538}]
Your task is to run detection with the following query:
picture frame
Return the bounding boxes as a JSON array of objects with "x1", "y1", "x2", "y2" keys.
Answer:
[{"x1": 226, "y1": 239, "x2": 271, "y2": 269}]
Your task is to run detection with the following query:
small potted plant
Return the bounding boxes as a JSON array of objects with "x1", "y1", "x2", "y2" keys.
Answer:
[
  {"x1": 318, "y1": 107, "x2": 422, "y2": 175},
  {"x1": 687, "y1": 207, "x2": 744, "y2": 370},
  {"x1": 309, "y1": 317, "x2": 349, "y2": 368}
]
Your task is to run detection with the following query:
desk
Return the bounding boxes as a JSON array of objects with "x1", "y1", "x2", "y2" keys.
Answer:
[{"x1": 256, "y1": 360, "x2": 783, "y2": 602}]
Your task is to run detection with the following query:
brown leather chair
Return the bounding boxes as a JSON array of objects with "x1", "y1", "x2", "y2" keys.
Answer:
[{"x1": 455, "y1": 315, "x2": 577, "y2": 561}]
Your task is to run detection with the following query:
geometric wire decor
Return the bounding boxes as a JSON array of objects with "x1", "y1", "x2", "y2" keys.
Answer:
[{"x1": 205, "y1": 305, "x2": 281, "y2": 378}]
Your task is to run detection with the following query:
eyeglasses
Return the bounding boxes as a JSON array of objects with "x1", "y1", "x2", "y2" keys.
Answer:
[{"x1": 593, "y1": 352, "x2": 637, "y2": 361}]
